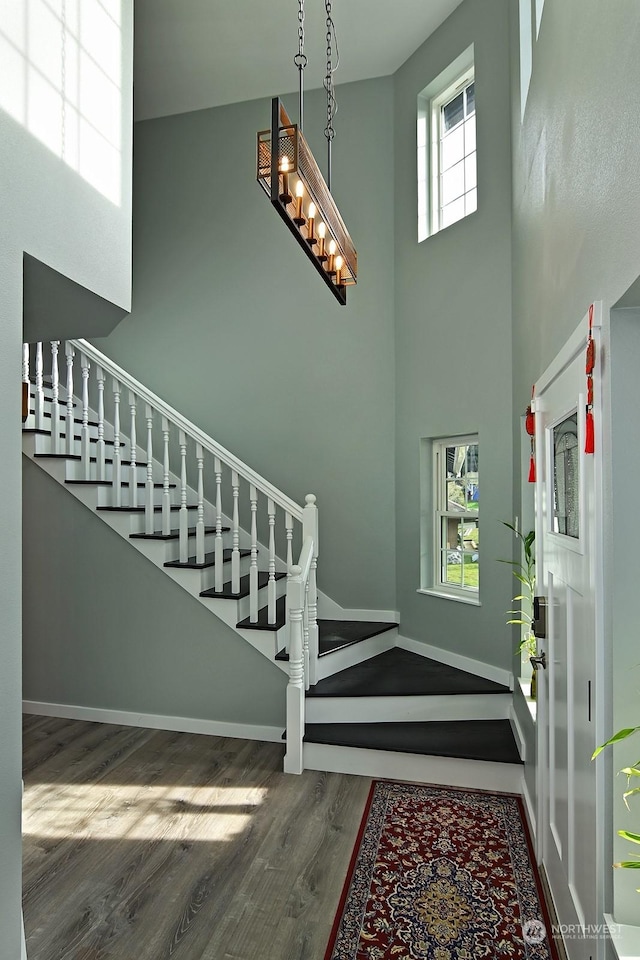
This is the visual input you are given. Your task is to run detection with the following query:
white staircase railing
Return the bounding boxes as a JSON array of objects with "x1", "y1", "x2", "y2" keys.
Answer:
[
  {"x1": 23, "y1": 337, "x2": 320, "y2": 772},
  {"x1": 24, "y1": 339, "x2": 306, "y2": 615}
]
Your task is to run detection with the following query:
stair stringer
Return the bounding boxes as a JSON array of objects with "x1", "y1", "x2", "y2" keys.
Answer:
[{"x1": 22, "y1": 432, "x2": 291, "y2": 672}]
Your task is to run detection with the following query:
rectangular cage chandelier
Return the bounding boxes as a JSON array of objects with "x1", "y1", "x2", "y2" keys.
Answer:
[{"x1": 256, "y1": 1, "x2": 357, "y2": 305}]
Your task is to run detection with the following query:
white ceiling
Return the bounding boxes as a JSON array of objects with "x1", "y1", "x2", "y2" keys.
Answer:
[{"x1": 134, "y1": 0, "x2": 465, "y2": 121}]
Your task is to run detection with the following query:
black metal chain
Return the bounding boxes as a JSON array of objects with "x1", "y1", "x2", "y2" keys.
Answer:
[
  {"x1": 324, "y1": 0, "x2": 340, "y2": 187},
  {"x1": 294, "y1": 0, "x2": 307, "y2": 130},
  {"x1": 324, "y1": 0, "x2": 338, "y2": 144}
]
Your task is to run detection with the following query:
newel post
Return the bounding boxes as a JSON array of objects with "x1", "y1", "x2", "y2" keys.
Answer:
[
  {"x1": 284, "y1": 564, "x2": 305, "y2": 775},
  {"x1": 303, "y1": 494, "x2": 319, "y2": 688}
]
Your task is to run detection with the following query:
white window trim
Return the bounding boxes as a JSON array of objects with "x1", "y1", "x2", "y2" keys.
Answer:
[
  {"x1": 417, "y1": 45, "x2": 475, "y2": 243},
  {"x1": 431, "y1": 434, "x2": 479, "y2": 602},
  {"x1": 430, "y1": 66, "x2": 475, "y2": 237}
]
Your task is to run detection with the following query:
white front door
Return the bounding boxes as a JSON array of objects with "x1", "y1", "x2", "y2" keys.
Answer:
[{"x1": 534, "y1": 307, "x2": 603, "y2": 960}]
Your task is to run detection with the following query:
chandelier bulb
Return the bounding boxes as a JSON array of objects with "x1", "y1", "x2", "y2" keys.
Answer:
[
  {"x1": 294, "y1": 179, "x2": 305, "y2": 224},
  {"x1": 279, "y1": 155, "x2": 292, "y2": 204},
  {"x1": 335, "y1": 255, "x2": 344, "y2": 286},
  {"x1": 306, "y1": 202, "x2": 317, "y2": 245}
]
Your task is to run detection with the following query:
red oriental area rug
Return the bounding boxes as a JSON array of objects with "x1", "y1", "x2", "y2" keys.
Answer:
[{"x1": 325, "y1": 780, "x2": 560, "y2": 960}]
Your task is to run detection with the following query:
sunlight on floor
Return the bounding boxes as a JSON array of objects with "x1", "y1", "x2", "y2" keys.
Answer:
[{"x1": 23, "y1": 783, "x2": 266, "y2": 841}]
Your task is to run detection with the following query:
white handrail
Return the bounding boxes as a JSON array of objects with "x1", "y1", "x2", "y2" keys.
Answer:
[{"x1": 70, "y1": 338, "x2": 304, "y2": 521}]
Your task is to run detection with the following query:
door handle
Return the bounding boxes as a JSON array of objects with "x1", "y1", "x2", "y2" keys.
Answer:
[
  {"x1": 530, "y1": 652, "x2": 547, "y2": 671},
  {"x1": 533, "y1": 596, "x2": 547, "y2": 639}
]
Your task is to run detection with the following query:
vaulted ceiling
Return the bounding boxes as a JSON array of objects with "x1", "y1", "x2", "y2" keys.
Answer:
[{"x1": 134, "y1": 0, "x2": 465, "y2": 121}]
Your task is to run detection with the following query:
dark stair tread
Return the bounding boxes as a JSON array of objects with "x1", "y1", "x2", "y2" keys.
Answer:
[
  {"x1": 66, "y1": 480, "x2": 173, "y2": 488},
  {"x1": 130, "y1": 525, "x2": 227, "y2": 541},
  {"x1": 302, "y1": 719, "x2": 523, "y2": 765},
  {"x1": 29, "y1": 409, "x2": 97, "y2": 425},
  {"x1": 98, "y1": 504, "x2": 199, "y2": 513},
  {"x1": 200, "y1": 570, "x2": 287, "y2": 600},
  {"x1": 23, "y1": 429, "x2": 124, "y2": 446},
  {"x1": 165, "y1": 548, "x2": 251, "y2": 570},
  {"x1": 307, "y1": 648, "x2": 510, "y2": 699},
  {"x1": 35, "y1": 453, "x2": 148, "y2": 467},
  {"x1": 318, "y1": 619, "x2": 397, "y2": 656},
  {"x1": 237, "y1": 594, "x2": 287, "y2": 631}
]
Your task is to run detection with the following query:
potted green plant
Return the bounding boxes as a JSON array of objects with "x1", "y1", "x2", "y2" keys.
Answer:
[
  {"x1": 499, "y1": 522, "x2": 537, "y2": 698},
  {"x1": 593, "y1": 726, "x2": 640, "y2": 884}
]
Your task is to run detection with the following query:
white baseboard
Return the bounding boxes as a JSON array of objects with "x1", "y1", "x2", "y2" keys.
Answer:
[
  {"x1": 396, "y1": 634, "x2": 513, "y2": 689},
  {"x1": 23, "y1": 700, "x2": 284, "y2": 744},
  {"x1": 304, "y1": 742, "x2": 523, "y2": 794},
  {"x1": 509, "y1": 703, "x2": 527, "y2": 761},
  {"x1": 521, "y1": 772, "x2": 537, "y2": 844},
  {"x1": 317, "y1": 589, "x2": 399, "y2": 623}
]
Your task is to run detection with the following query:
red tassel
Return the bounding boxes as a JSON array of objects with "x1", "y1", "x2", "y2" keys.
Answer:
[
  {"x1": 528, "y1": 453, "x2": 536, "y2": 482},
  {"x1": 585, "y1": 410, "x2": 595, "y2": 454}
]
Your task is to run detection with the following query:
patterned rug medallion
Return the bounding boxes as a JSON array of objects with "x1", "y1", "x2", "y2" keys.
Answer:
[{"x1": 325, "y1": 781, "x2": 559, "y2": 960}]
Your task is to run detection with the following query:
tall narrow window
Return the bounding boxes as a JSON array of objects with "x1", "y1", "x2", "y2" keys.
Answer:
[
  {"x1": 417, "y1": 45, "x2": 474, "y2": 241},
  {"x1": 432, "y1": 70, "x2": 476, "y2": 232},
  {"x1": 434, "y1": 436, "x2": 479, "y2": 596}
]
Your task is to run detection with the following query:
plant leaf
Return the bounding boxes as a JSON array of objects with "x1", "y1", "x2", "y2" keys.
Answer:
[
  {"x1": 618, "y1": 830, "x2": 640, "y2": 845},
  {"x1": 592, "y1": 727, "x2": 640, "y2": 759}
]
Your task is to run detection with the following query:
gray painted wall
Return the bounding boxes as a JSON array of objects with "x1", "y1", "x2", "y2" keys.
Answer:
[
  {"x1": 23, "y1": 459, "x2": 286, "y2": 728},
  {"x1": 393, "y1": 0, "x2": 514, "y2": 670},
  {"x1": 92, "y1": 78, "x2": 397, "y2": 612},
  {"x1": 1, "y1": 0, "x2": 133, "y2": 952},
  {"x1": 510, "y1": 0, "x2": 640, "y2": 927}
]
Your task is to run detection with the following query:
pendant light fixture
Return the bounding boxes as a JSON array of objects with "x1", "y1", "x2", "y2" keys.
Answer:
[{"x1": 256, "y1": 0, "x2": 357, "y2": 305}]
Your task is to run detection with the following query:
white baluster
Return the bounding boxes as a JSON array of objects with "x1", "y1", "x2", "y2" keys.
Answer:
[
  {"x1": 22, "y1": 343, "x2": 29, "y2": 423},
  {"x1": 231, "y1": 471, "x2": 240, "y2": 594},
  {"x1": 268, "y1": 498, "x2": 276, "y2": 624},
  {"x1": 179, "y1": 430, "x2": 188, "y2": 563},
  {"x1": 65, "y1": 342, "x2": 75, "y2": 455},
  {"x1": 50, "y1": 340, "x2": 60, "y2": 454},
  {"x1": 112, "y1": 379, "x2": 122, "y2": 507},
  {"x1": 35, "y1": 342, "x2": 44, "y2": 429},
  {"x1": 285, "y1": 512, "x2": 293, "y2": 578},
  {"x1": 303, "y1": 494, "x2": 319, "y2": 686},
  {"x1": 303, "y1": 581, "x2": 310, "y2": 690},
  {"x1": 145, "y1": 404, "x2": 154, "y2": 535},
  {"x1": 249, "y1": 485, "x2": 258, "y2": 622},
  {"x1": 196, "y1": 443, "x2": 205, "y2": 565},
  {"x1": 283, "y1": 564, "x2": 305, "y2": 775},
  {"x1": 96, "y1": 365, "x2": 106, "y2": 480},
  {"x1": 162, "y1": 417, "x2": 171, "y2": 536},
  {"x1": 214, "y1": 457, "x2": 224, "y2": 592},
  {"x1": 129, "y1": 391, "x2": 138, "y2": 508},
  {"x1": 22, "y1": 343, "x2": 29, "y2": 385},
  {"x1": 80, "y1": 353, "x2": 90, "y2": 478}
]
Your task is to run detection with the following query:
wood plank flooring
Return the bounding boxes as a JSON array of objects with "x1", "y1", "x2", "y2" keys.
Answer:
[{"x1": 22, "y1": 714, "x2": 371, "y2": 960}]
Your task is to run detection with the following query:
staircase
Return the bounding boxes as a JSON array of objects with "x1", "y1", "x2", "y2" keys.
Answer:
[{"x1": 21, "y1": 339, "x2": 523, "y2": 792}]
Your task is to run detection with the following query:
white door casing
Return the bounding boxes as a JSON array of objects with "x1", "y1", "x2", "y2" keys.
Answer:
[{"x1": 533, "y1": 303, "x2": 606, "y2": 960}]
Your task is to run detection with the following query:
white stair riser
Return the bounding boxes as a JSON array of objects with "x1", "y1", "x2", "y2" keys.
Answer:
[
  {"x1": 198, "y1": 555, "x2": 253, "y2": 591},
  {"x1": 303, "y1": 743, "x2": 523, "y2": 793},
  {"x1": 305, "y1": 692, "x2": 512, "y2": 724},
  {"x1": 236, "y1": 624, "x2": 288, "y2": 660}
]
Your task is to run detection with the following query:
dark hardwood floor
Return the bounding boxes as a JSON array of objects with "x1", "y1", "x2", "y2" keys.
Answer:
[{"x1": 22, "y1": 714, "x2": 371, "y2": 960}]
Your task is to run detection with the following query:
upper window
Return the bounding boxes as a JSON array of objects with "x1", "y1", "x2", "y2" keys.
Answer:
[
  {"x1": 432, "y1": 71, "x2": 477, "y2": 232},
  {"x1": 433, "y1": 436, "x2": 479, "y2": 597},
  {"x1": 417, "y1": 46, "x2": 476, "y2": 241}
]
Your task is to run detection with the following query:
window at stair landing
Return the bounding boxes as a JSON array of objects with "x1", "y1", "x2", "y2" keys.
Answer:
[{"x1": 421, "y1": 435, "x2": 479, "y2": 602}]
